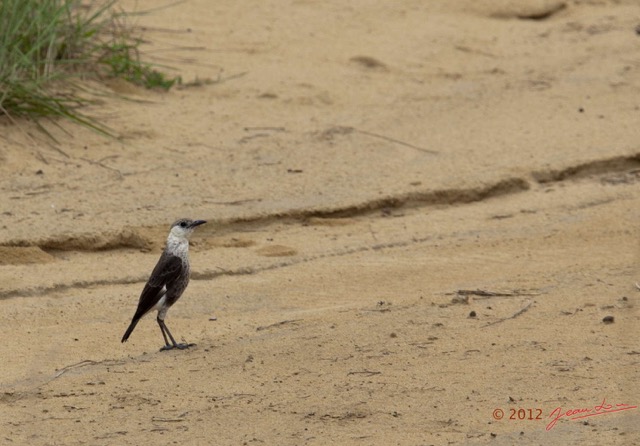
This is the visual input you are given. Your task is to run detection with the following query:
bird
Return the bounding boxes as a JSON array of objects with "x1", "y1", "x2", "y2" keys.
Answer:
[{"x1": 122, "y1": 218, "x2": 206, "y2": 351}]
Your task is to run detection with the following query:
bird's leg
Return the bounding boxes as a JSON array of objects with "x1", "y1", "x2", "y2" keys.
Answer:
[
  {"x1": 157, "y1": 316, "x2": 172, "y2": 350},
  {"x1": 157, "y1": 316, "x2": 194, "y2": 351}
]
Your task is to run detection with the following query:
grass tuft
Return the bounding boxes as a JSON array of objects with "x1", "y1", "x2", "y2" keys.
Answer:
[
  {"x1": 98, "y1": 41, "x2": 180, "y2": 90},
  {"x1": 0, "y1": 0, "x2": 179, "y2": 137}
]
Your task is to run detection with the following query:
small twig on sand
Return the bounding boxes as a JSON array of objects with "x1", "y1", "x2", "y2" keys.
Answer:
[
  {"x1": 54, "y1": 360, "x2": 99, "y2": 378},
  {"x1": 54, "y1": 359, "x2": 127, "y2": 379},
  {"x1": 79, "y1": 156, "x2": 123, "y2": 179},
  {"x1": 347, "y1": 370, "x2": 382, "y2": 377},
  {"x1": 482, "y1": 300, "x2": 533, "y2": 328},
  {"x1": 455, "y1": 289, "x2": 541, "y2": 298},
  {"x1": 152, "y1": 415, "x2": 188, "y2": 423},
  {"x1": 351, "y1": 127, "x2": 439, "y2": 155},
  {"x1": 256, "y1": 319, "x2": 303, "y2": 331}
]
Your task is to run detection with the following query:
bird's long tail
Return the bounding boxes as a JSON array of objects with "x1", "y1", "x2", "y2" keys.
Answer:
[{"x1": 121, "y1": 318, "x2": 140, "y2": 343}]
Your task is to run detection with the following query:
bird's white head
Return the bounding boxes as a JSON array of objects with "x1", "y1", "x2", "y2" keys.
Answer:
[{"x1": 168, "y1": 218, "x2": 207, "y2": 241}]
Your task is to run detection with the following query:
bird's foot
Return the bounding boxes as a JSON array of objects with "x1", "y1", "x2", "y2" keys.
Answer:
[{"x1": 159, "y1": 342, "x2": 195, "y2": 352}]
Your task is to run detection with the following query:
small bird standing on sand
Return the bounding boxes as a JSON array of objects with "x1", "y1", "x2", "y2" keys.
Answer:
[{"x1": 122, "y1": 218, "x2": 206, "y2": 351}]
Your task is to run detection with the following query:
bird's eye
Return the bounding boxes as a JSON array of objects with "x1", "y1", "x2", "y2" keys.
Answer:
[{"x1": 179, "y1": 221, "x2": 188, "y2": 228}]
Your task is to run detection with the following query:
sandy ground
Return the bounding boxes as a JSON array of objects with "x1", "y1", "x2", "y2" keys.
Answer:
[{"x1": 1, "y1": 0, "x2": 640, "y2": 444}]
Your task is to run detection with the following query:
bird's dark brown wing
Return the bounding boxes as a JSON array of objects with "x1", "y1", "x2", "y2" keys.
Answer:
[{"x1": 132, "y1": 252, "x2": 184, "y2": 320}]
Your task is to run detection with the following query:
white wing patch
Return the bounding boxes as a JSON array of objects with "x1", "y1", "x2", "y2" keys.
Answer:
[{"x1": 151, "y1": 287, "x2": 168, "y2": 312}]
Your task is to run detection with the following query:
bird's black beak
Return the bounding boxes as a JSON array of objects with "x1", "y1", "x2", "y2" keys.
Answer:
[{"x1": 190, "y1": 220, "x2": 207, "y2": 228}]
